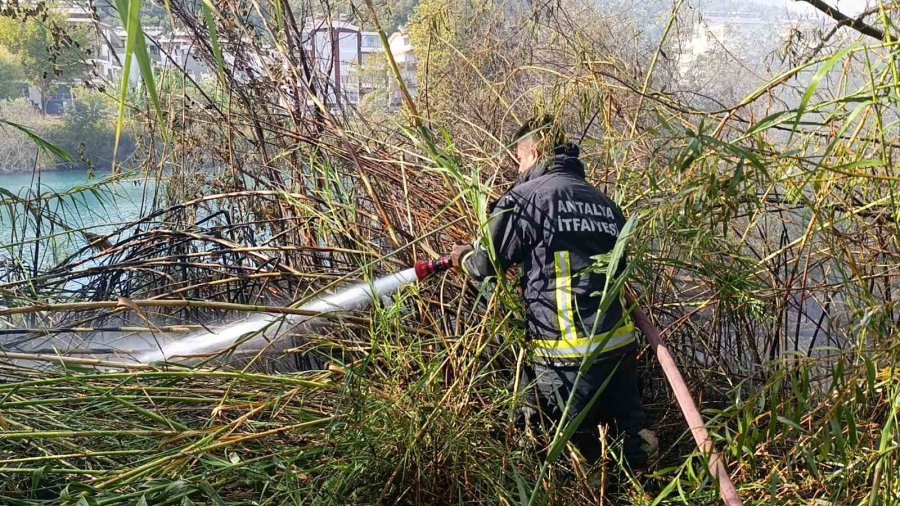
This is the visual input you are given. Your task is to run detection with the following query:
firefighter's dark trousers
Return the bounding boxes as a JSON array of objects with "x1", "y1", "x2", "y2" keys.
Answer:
[{"x1": 523, "y1": 346, "x2": 650, "y2": 467}]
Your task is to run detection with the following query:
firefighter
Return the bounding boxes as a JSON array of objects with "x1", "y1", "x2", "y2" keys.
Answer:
[{"x1": 451, "y1": 115, "x2": 658, "y2": 467}]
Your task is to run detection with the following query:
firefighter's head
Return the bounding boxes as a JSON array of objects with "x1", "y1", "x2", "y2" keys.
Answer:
[{"x1": 512, "y1": 115, "x2": 565, "y2": 175}]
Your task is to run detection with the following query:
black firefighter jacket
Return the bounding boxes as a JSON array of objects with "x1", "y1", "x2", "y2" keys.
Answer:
[{"x1": 460, "y1": 144, "x2": 634, "y2": 362}]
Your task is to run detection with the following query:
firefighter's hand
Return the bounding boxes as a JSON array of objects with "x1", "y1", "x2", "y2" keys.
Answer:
[{"x1": 450, "y1": 244, "x2": 473, "y2": 270}]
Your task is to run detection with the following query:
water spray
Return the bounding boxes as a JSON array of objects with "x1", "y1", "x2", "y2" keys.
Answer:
[
  {"x1": 4, "y1": 258, "x2": 457, "y2": 366},
  {"x1": 135, "y1": 258, "x2": 454, "y2": 364}
]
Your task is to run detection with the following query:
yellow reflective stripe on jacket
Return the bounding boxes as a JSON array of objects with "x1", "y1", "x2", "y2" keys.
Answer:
[
  {"x1": 554, "y1": 251, "x2": 579, "y2": 344},
  {"x1": 532, "y1": 323, "x2": 636, "y2": 359},
  {"x1": 541, "y1": 250, "x2": 636, "y2": 359}
]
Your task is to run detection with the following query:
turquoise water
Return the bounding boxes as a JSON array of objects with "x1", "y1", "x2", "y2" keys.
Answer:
[
  {"x1": 0, "y1": 170, "x2": 115, "y2": 192},
  {"x1": 0, "y1": 170, "x2": 153, "y2": 267},
  {"x1": 0, "y1": 170, "x2": 150, "y2": 226}
]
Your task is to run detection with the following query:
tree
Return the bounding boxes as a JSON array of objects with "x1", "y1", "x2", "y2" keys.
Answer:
[
  {"x1": 380, "y1": 0, "x2": 419, "y2": 32},
  {"x1": 0, "y1": 99, "x2": 56, "y2": 173},
  {"x1": 406, "y1": 0, "x2": 465, "y2": 122},
  {"x1": 0, "y1": 10, "x2": 89, "y2": 115},
  {"x1": 357, "y1": 53, "x2": 392, "y2": 120},
  {"x1": 48, "y1": 90, "x2": 131, "y2": 171},
  {"x1": 0, "y1": 46, "x2": 25, "y2": 101}
]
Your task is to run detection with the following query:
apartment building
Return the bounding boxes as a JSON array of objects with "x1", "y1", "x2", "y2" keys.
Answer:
[{"x1": 49, "y1": 7, "x2": 416, "y2": 114}]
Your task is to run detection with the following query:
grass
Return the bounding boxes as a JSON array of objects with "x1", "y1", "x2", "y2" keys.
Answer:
[{"x1": 0, "y1": 0, "x2": 899, "y2": 504}]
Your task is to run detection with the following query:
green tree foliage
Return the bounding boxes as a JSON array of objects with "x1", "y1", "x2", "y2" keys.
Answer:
[
  {"x1": 0, "y1": 10, "x2": 90, "y2": 115},
  {"x1": 0, "y1": 46, "x2": 25, "y2": 101},
  {"x1": 0, "y1": 99, "x2": 55, "y2": 172},
  {"x1": 407, "y1": 0, "x2": 542, "y2": 133},
  {"x1": 0, "y1": 92, "x2": 127, "y2": 173},
  {"x1": 48, "y1": 91, "x2": 132, "y2": 172},
  {"x1": 358, "y1": 54, "x2": 392, "y2": 119},
  {"x1": 379, "y1": 0, "x2": 419, "y2": 32},
  {"x1": 406, "y1": 0, "x2": 463, "y2": 121}
]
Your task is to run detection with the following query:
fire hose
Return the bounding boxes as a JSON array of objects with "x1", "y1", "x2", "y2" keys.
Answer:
[{"x1": 627, "y1": 291, "x2": 742, "y2": 505}]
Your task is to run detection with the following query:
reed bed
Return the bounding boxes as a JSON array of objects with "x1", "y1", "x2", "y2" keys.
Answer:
[{"x1": 0, "y1": 0, "x2": 898, "y2": 504}]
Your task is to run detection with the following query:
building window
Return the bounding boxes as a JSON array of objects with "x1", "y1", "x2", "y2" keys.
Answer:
[{"x1": 362, "y1": 34, "x2": 380, "y2": 49}]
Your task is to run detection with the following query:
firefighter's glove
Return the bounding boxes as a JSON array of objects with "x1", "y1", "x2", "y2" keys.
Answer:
[{"x1": 450, "y1": 244, "x2": 474, "y2": 270}]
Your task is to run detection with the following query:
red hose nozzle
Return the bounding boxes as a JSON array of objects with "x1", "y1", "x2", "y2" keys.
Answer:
[{"x1": 414, "y1": 256, "x2": 453, "y2": 281}]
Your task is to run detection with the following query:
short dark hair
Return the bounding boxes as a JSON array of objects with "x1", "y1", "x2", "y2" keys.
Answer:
[{"x1": 512, "y1": 115, "x2": 564, "y2": 155}]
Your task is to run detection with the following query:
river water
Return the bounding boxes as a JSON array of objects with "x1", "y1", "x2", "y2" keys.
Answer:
[
  {"x1": 0, "y1": 169, "x2": 150, "y2": 236},
  {"x1": 0, "y1": 169, "x2": 154, "y2": 275}
]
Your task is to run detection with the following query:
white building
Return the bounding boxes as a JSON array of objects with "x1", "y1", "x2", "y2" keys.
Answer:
[
  {"x1": 679, "y1": 11, "x2": 768, "y2": 70},
  {"x1": 59, "y1": 10, "x2": 122, "y2": 86},
  {"x1": 679, "y1": 10, "x2": 814, "y2": 72},
  {"x1": 300, "y1": 19, "x2": 423, "y2": 111},
  {"x1": 303, "y1": 19, "x2": 376, "y2": 107},
  {"x1": 64, "y1": 5, "x2": 213, "y2": 89},
  {"x1": 56, "y1": 8, "x2": 415, "y2": 114},
  {"x1": 148, "y1": 29, "x2": 213, "y2": 83},
  {"x1": 387, "y1": 29, "x2": 417, "y2": 107}
]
